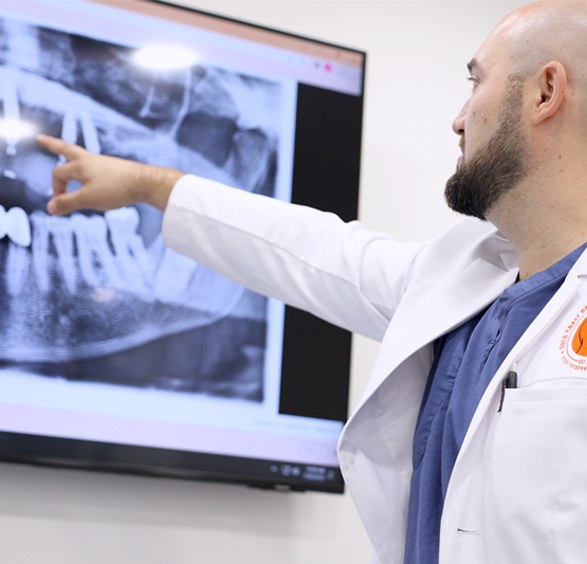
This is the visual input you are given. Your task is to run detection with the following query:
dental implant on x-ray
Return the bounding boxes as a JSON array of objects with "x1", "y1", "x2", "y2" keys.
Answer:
[{"x1": 0, "y1": 16, "x2": 281, "y2": 400}]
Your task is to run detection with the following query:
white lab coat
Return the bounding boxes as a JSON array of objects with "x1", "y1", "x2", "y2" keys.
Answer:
[{"x1": 162, "y1": 175, "x2": 587, "y2": 564}]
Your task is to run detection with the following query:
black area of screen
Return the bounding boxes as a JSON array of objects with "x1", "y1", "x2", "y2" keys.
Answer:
[
  {"x1": 279, "y1": 84, "x2": 363, "y2": 422},
  {"x1": 290, "y1": 83, "x2": 363, "y2": 221},
  {"x1": 0, "y1": 432, "x2": 344, "y2": 493}
]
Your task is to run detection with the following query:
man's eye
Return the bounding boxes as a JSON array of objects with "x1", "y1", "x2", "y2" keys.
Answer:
[{"x1": 467, "y1": 76, "x2": 479, "y2": 89}]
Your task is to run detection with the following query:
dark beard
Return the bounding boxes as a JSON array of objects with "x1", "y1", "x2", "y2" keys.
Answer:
[{"x1": 444, "y1": 81, "x2": 529, "y2": 220}]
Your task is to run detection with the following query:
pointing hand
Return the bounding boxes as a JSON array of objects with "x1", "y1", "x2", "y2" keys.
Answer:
[{"x1": 37, "y1": 134, "x2": 184, "y2": 215}]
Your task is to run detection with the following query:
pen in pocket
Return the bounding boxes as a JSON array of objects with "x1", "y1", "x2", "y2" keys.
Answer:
[{"x1": 498, "y1": 364, "x2": 518, "y2": 412}]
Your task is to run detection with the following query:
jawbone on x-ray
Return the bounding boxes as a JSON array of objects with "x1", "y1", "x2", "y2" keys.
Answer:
[{"x1": 0, "y1": 18, "x2": 282, "y2": 401}]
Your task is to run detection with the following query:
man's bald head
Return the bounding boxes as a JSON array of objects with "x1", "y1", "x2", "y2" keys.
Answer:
[{"x1": 487, "y1": 1, "x2": 587, "y2": 77}]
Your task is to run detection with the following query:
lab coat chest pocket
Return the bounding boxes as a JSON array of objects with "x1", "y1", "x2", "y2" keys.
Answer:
[{"x1": 484, "y1": 385, "x2": 587, "y2": 564}]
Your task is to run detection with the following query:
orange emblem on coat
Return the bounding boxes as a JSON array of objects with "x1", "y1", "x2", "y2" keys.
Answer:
[
  {"x1": 560, "y1": 306, "x2": 587, "y2": 370},
  {"x1": 572, "y1": 317, "x2": 587, "y2": 356}
]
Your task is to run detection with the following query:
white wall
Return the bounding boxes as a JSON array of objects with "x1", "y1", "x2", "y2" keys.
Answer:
[{"x1": 0, "y1": 2, "x2": 527, "y2": 563}]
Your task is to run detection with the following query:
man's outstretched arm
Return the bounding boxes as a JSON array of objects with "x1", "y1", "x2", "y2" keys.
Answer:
[{"x1": 37, "y1": 133, "x2": 418, "y2": 341}]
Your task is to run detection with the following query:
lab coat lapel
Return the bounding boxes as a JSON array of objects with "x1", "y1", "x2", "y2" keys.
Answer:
[{"x1": 361, "y1": 254, "x2": 519, "y2": 402}]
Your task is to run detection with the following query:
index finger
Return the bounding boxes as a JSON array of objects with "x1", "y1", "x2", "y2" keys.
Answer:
[{"x1": 36, "y1": 134, "x2": 88, "y2": 161}]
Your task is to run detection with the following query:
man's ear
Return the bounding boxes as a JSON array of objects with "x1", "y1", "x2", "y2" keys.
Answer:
[{"x1": 532, "y1": 61, "x2": 567, "y2": 124}]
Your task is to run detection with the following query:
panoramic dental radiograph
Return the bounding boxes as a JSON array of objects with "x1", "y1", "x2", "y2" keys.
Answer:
[{"x1": 0, "y1": 18, "x2": 282, "y2": 401}]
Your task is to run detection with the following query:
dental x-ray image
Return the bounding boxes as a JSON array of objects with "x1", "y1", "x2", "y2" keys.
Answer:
[{"x1": 0, "y1": 16, "x2": 284, "y2": 401}]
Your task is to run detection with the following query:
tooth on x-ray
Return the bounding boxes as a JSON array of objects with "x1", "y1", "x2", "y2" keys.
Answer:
[
  {"x1": 30, "y1": 212, "x2": 50, "y2": 293},
  {"x1": 6, "y1": 243, "x2": 29, "y2": 297},
  {"x1": 58, "y1": 107, "x2": 101, "y2": 170},
  {"x1": 153, "y1": 247, "x2": 200, "y2": 304},
  {"x1": 71, "y1": 213, "x2": 124, "y2": 289},
  {"x1": 60, "y1": 106, "x2": 101, "y2": 152},
  {"x1": 105, "y1": 207, "x2": 154, "y2": 278},
  {"x1": 46, "y1": 214, "x2": 77, "y2": 294},
  {"x1": 104, "y1": 207, "x2": 154, "y2": 298}
]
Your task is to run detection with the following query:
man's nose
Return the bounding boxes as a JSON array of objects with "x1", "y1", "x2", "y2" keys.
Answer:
[{"x1": 452, "y1": 100, "x2": 469, "y2": 135}]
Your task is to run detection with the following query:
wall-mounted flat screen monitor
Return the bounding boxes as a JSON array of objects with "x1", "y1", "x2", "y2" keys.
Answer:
[{"x1": 0, "y1": 0, "x2": 365, "y2": 494}]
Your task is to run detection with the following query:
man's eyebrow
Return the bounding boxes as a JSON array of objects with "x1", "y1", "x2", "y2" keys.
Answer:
[{"x1": 467, "y1": 58, "x2": 479, "y2": 75}]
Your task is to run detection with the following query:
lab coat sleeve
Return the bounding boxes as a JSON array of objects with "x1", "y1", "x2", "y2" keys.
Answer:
[{"x1": 162, "y1": 175, "x2": 424, "y2": 341}]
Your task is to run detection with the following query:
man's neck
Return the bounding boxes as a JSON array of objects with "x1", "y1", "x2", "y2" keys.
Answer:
[{"x1": 487, "y1": 180, "x2": 587, "y2": 280}]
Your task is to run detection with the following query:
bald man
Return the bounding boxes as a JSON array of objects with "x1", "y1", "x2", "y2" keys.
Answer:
[{"x1": 36, "y1": 1, "x2": 587, "y2": 563}]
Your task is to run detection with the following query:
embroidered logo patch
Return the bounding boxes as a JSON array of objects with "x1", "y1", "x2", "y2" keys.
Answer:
[{"x1": 560, "y1": 306, "x2": 587, "y2": 370}]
